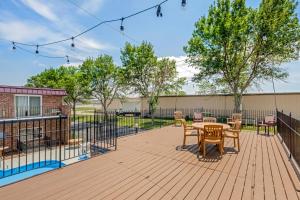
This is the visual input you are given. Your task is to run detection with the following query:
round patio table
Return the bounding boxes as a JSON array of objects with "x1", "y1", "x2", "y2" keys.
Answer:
[{"x1": 192, "y1": 122, "x2": 230, "y2": 131}]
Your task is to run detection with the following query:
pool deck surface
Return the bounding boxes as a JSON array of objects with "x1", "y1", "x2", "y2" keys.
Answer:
[{"x1": 1, "y1": 126, "x2": 300, "y2": 200}]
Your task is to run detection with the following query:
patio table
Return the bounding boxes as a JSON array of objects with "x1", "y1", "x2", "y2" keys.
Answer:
[{"x1": 192, "y1": 122, "x2": 230, "y2": 131}]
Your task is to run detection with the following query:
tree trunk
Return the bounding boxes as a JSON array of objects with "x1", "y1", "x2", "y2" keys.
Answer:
[
  {"x1": 72, "y1": 103, "x2": 76, "y2": 121},
  {"x1": 148, "y1": 98, "x2": 157, "y2": 125},
  {"x1": 103, "y1": 104, "x2": 109, "y2": 121},
  {"x1": 234, "y1": 93, "x2": 242, "y2": 113}
]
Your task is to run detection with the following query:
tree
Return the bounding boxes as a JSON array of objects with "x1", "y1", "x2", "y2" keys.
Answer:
[
  {"x1": 80, "y1": 55, "x2": 125, "y2": 117},
  {"x1": 26, "y1": 66, "x2": 90, "y2": 118},
  {"x1": 121, "y1": 42, "x2": 186, "y2": 116},
  {"x1": 184, "y1": 0, "x2": 300, "y2": 111}
]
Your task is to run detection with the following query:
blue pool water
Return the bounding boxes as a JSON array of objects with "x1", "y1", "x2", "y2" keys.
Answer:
[{"x1": 0, "y1": 160, "x2": 65, "y2": 187}]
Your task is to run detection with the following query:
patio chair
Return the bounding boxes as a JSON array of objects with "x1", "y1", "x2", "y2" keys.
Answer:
[
  {"x1": 257, "y1": 115, "x2": 276, "y2": 135},
  {"x1": 193, "y1": 112, "x2": 203, "y2": 123},
  {"x1": 181, "y1": 119, "x2": 200, "y2": 148},
  {"x1": 203, "y1": 117, "x2": 217, "y2": 123},
  {"x1": 227, "y1": 113, "x2": 242, "y2": 126},
  {"x1": 174, "y1": 111, "x2": 183, "y2": 126},
  {"x1": 201, "y1": 125, "x2": 223, "y2": 157},
  {"x1": 224, "y1": 120, "x2": 241, "y2": 152}
]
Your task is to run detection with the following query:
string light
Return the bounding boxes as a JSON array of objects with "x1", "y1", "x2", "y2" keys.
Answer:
[
  {"x1": 12, "y1": 41, "x2": 16, "y2": 50},
  {"x1": 9, "y1": 0, "x2": 169, "y2": 48},
  {"x1": 71, "y1": 37, "x2": 75, "y2": 47},
  {"x1": 156, "y1": 5, "x2": 163, "y2": 17},
  {"x1": 120, "y1": 17, "x2": 124, "y2": 31},
  {"x1": 4, "y1": 0, "x2": 188, "y2": 61},
  {"x1": 35, "y1": 45, "x2": 39, "y2": 54}
]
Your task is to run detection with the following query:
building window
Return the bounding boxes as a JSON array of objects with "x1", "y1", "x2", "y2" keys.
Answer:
[{"x1": 15, "y1": 95, "x2": 42, "y2": 117}]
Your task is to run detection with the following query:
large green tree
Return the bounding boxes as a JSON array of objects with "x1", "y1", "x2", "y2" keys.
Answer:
[
  {"x1": 121, "y1": 42, "x2": 186, "y2": 116},
  {"x1": 80, "y1": 55, "x2": 126, "y2": 116},
  {"x1": 184, "y1": 0, "x2": 300, "y2": 111},
  {"x1": 26, "y1": 66, "x2": 90, "y2": 117}
]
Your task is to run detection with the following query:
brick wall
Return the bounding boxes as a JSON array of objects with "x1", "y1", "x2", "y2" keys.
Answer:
[
  {"x1": 0, "y1": 93, "x2": 70, "y2": 118},
  {"x1": 0, "y1": 93, "x2": 14, "y2": 118}
]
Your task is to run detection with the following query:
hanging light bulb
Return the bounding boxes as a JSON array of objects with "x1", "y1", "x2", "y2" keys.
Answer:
[
  {"x1": 156, "y1": 5, "x2": 162, "y2": 17},
  {"x1": 71, "y1": 37, "x2": 75, "y2": 47},
  {"x1": 66, "y1": 55, "x2": 70, "y2": 64},
  {"x1": 181, "y1": 0, "x2": 187, "y2": 7},
  {"x1": 35, "y1": 45, "x2": 39, "y2": 54},
  {"x1": 12, "y1": 42, "x2": 16, "y2": 50},
  {"x1": 120, "y1": 18, "x2": 124, "y2": 31}
]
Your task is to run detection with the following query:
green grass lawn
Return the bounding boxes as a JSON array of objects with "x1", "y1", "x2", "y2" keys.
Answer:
[{"x1": 71, "y1": 115, "x2": 261, "y2": 132}]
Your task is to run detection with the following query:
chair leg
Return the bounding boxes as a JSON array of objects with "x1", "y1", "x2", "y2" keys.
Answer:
[
  {"x1": 183, "y1": 135, "x2": 186, "y2": 147},
  {"x1": 237, "y1": 137, "x2": 240, "y2": 152},
  {"x1": 203, "y1": 142, "x2": 206, "y2": 157},
  {"x1": 234, "y1": 138, "x2": 236, "y2": 147},
  {"x1": 218, "y1": 143, "x2": 223, "y2": 156}
]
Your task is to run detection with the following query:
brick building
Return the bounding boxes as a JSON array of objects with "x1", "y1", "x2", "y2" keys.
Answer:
[{"x1": 0, "y1": 85, "x2": 71, "y2": 153}]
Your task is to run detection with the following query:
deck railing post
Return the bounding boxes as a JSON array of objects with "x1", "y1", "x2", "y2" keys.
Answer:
[
  {"x1": 160, "y1": 107, "x2": 162, "y2": 128},
  {"x1": 289, "y1": 112, "x2": 292, "y2": 159},
  {"x1": 115, "y1": 111, "x2": 118, "y2": 151},
  {"x1": 59, "y1": 114, "x2": 62, "y2": 168}
]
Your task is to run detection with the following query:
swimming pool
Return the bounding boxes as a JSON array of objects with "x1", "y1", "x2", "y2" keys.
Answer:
[{"x1": 0, "y1": 160, "x2": 65, "y2": 187}]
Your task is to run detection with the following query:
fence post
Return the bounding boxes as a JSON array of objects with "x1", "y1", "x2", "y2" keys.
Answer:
[
  {"x1": 59, "y1": 114, "x2": 62, "y2": 168},
  {"x1": 160, "y1": 107, "x2": 162, "y2": 128},
  {"x1": 289, "y1": 112, "x2": 292, "y2": 159},
  {"x1": 115, "y1": 111, "x2": 118, "y2": 150}
]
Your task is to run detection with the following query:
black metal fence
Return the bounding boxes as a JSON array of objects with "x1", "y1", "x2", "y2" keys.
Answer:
[
  {"x1": 0, "y1": 113, "x2": 117, "y2": 180},
  {"x1": 113, "y1": 108, "x2": 276, "y2": 136},
  {"x1": 0, "y1": 107, "x2": 279, "y2": 181},
  {"x1": 277, "y1": 110, "x2": 300, "y2": 168}
]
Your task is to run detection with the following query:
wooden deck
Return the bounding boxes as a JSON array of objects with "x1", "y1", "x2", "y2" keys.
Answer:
[{"x1": 1, "y1": 126, "x2": 300, "y2": 200}]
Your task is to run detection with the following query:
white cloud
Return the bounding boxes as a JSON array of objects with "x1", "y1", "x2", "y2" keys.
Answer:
[
  {"x1": 21, "y1": 0, "x2": 58, "y2": 21},
  {"x1": 80, "y1": 0, "x2": 104, "y2": 14},
  {"x1": 0, "y1": 20, "x2": 61, "y2": 42},
  {"x1": 164, "y1": 56, "x2": 199, "y2": 79}
]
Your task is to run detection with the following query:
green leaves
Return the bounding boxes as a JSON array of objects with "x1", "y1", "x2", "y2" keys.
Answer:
[
  {"x1": 26, "y1": 66, "x2": 90, "y2": 115},
  {"x1": 80, "y1": 55, "x2": 125, "y2": 113},
  {"x1": 121, "y1": 41, "x2": 185, "y2": 113},
  {"x1": 185, "y1": 0, "x2": 299, "y2": 111}
]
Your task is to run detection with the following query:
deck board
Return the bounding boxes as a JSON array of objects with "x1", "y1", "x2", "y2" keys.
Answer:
[{"x1": 0, "y1": 126, "x2": 300, "y2": 200}]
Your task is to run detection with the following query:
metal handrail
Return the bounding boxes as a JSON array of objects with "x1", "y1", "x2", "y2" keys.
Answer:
[{"x1": 277, "y1": 116, "x2": 300, "y2": 137}]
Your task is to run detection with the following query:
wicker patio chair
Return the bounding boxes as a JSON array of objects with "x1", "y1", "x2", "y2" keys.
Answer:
[
  {"x1": 201, "y1": 125, "x2": 223, "y2": 157},
  {"x1": 224, "y1": 120, "x2": 241, "y2": 152},
  {"x1": 174, "y1": 111, "x2": 183, "y2": 126},
  {"x1": 227, "y1": 113, "x2": 242, "y2": 126},
  {"x1": 181, "y1": 119, "x2": 200, "y2": 148},
  {"x1": 193, "y1": 112, "x2": 203, "y2": 123},
  {"x1": 203, "y1": 117, "x2": 217, "y2": 123},
  {"x1": 257, "y1": 115, "x2": 276, "y2": 135}
]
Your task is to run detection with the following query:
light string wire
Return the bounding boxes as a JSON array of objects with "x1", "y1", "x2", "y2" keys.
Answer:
[{"x1": 11, "y1": 0, "x2": 169, "y2": 47}]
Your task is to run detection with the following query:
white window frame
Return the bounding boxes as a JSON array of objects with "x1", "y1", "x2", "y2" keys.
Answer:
[{"x1": 14, "y1": 95, "x2": 43, "y2": 118}]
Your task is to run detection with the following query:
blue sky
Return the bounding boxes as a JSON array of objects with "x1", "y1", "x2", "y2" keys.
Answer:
[{"x1": 0, "y1": 0, "x2": 299, "y2": 94}]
